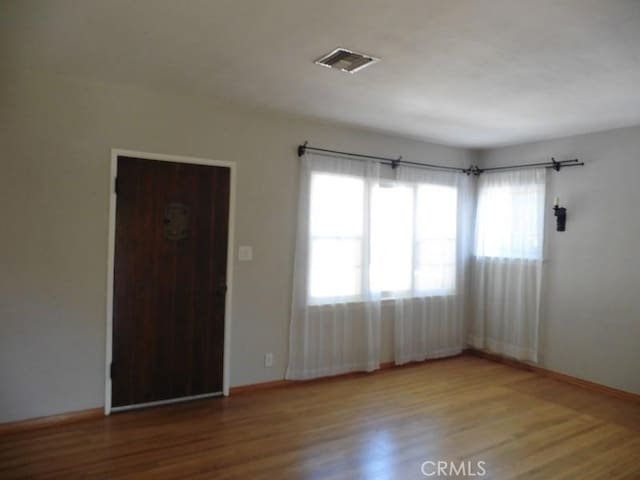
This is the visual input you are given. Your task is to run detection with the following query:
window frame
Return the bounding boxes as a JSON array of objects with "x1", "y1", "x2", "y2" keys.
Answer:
[{"x1": 307, "y1": 171, "x2": 459, "y2": 305}]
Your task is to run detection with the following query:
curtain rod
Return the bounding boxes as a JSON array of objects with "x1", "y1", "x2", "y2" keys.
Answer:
[
  {"x1": 479, "y1": 158, "x2": 584, "y2": 174},
  {"x1": 297, "y1": 142, "x2": 471, "y2": 174},
  {"x1": 297, "y1": 142, "x2": 584, "y2": 175}
]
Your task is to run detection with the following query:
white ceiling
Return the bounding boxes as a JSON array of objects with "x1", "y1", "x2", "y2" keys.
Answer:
[{"x1": 3, "y1": 0, "x2": 640, "y2": 148}]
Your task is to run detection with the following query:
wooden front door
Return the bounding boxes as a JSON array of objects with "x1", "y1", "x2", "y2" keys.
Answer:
[{"x1": 111, "y1": 156, "x2": 230, "y2": 409}]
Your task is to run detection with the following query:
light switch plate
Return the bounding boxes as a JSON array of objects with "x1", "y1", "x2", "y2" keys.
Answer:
[{"x1": 238, "y1": 245, "x2": 253, "y2": 261}]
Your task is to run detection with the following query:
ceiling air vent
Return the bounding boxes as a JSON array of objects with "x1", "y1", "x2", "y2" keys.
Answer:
[{"x1": 314, "y1": 48, "x2": 380, "y2": 74}]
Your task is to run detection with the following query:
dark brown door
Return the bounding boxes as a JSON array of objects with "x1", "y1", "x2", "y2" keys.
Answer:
[{"x1": 112, "y1": 156, "x2": 230, "y2": 408}]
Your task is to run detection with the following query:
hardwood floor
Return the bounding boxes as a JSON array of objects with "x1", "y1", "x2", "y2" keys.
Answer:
[{"x1": 2, "y1": 355, "x2": 639, "y2": 479}]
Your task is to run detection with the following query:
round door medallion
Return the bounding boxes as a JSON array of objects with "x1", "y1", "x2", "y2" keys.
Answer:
[{"x1": 164, "y1": 202, "x2": 189, "y2": 241}]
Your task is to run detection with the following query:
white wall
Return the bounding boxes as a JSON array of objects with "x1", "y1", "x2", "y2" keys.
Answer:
[
  {"x1": 0, "y1": 70, "x2": 475, "y2": 422},
  {"x1": 479, "y1": 126, "x2": 640, "y2": 395}
]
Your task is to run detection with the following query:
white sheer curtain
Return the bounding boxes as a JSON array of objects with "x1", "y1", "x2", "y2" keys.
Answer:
[
  {"x1": 389, "y1": 167, "x2": 474, "y2": 365},
  {"x1": 286, "y1": 154, "x2": 381, "y2": 379},
  {"x1": 469, "y1": 168, "x2": 546, "y2": 361},
  {"x1": 287, "y1": 153, "x2": 478, "y2": 379}
]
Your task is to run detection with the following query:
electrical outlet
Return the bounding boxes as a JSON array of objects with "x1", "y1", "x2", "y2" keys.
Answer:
[{"x1": 265, "y1": 352, "x2": 273, "y2": 368}]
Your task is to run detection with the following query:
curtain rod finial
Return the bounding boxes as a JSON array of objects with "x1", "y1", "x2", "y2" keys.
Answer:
[{"x1": 298, "y1": 141, "x2": 308, "y2": 157}]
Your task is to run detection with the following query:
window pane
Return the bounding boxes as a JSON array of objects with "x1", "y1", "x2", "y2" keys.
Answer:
[
  {"x1": 310, "y1": 173, "x2": 363, "y2": 237},
  {"x1": 475, "y1": 185, "x2": 512, "y2": 257},
  {"x1": 416, "y1": 184, "x2": 457, "y2": 239},
  {"x1": 309, "y1": 172, "x2": 365, "y2": 301},
  {"x1": 370, "y1": 183, "x2": 413, "y2": 293},
  {"x1": 415, "y1": 185, "x2": 457, "y2": 294},
  {"x1": 415, "y1": 239, "x2": 456, "y2": 293},
  {"x1": 309, "y1": 238, "x2": 361, "y2": 299}
]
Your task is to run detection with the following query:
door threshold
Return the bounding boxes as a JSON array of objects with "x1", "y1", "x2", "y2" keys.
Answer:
[{"x1": 111, "y1": 391, "x2": 223, "y2": 413}]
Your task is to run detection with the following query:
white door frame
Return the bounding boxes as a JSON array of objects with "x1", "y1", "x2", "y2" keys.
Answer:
[{"x1": 104, "y1": 149, "x2": 236, "y2": 415}]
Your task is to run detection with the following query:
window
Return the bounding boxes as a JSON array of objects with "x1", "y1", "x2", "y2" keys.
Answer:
[
  {"x1": 474, "y1": 169, "x2": 545, "y2": 259},
  {"x1": 309, "y1": 172, "x2": 458, "y2": 303}
]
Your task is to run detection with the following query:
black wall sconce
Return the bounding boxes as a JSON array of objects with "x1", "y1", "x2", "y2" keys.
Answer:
[{"x1": 553, "y1": 197, "x2": 567, "y2": 232}]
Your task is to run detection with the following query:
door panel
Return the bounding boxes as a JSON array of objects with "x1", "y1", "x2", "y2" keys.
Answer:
[{"x1": 112, "y1": 156, "x2": 230, "y2": 408}]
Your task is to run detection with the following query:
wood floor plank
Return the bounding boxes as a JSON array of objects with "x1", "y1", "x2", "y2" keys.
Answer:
[{"x1": 1, "y1": 356, "x2": 639, "y2": 479}]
